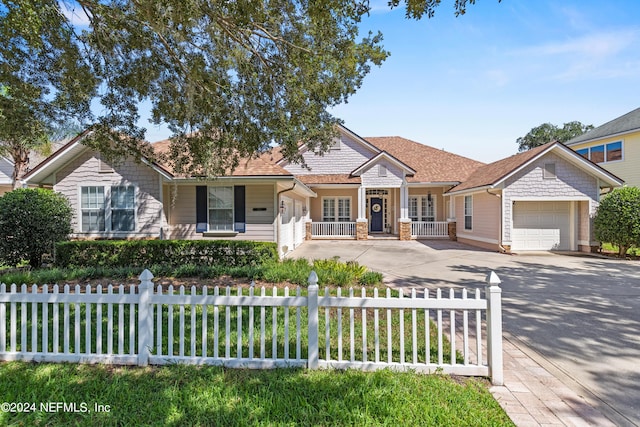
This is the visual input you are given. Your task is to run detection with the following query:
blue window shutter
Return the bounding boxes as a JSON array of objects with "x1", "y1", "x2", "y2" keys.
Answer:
[
  {"x1": 196, "y1": 186, "x2": 208, "y2": 232},
  {"x1": 234, "y1": 186, "x2": 246, "y2": 233}
]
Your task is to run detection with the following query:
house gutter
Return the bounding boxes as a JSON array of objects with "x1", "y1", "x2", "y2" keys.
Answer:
[{"x1": 486, "y1": 188, "x2": 508, "y2": 254}]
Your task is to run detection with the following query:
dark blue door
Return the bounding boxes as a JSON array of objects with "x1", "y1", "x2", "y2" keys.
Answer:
[{"x1": 370, "y1": 197, "x2": 383, "y2": 232}]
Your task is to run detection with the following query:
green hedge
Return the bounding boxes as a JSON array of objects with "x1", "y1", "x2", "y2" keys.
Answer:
[{"x1": 54, "y1": 240, "x2": 278, "y2": 269}]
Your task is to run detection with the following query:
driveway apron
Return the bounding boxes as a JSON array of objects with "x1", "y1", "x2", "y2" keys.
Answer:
[{"x1": 290, "y1": 240, "x2": 640, "y2": 426}]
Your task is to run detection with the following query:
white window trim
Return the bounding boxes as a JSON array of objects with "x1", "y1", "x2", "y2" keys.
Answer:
[
  {"x1": 464, "y1": 195, "x2": 473, "y2": 231},
  {"x1": 409, "y1": 195, "x2": 436, "y2": 222},
  {"x1": 207, "y1": 185, "x2": 235, "y2": 232},
  {"x1": 78, "y1": 184, "x2": 137, "y2": 233},
  {"x1": 378, "y1": 165, "x2": 387, "y2": 177},
  {"x1": 577, "y1": 140, "x2": 624, "y2": 164},
  {"x1": 321, "y1": 196, "x2": 352, "y2": 222}
]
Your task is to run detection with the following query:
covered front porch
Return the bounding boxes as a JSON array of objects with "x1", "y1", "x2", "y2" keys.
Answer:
[{"x1": 306, "y1": 185, "x2": 453, "y2": 240}]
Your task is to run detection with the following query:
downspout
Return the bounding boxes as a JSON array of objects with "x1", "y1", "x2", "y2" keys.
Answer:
[
  {"x1": 276, "y1": 183, "x2": 297, "y2": 257},
  {"x1": 486, "y1": 189, "x2": 508, "y2": 253}
]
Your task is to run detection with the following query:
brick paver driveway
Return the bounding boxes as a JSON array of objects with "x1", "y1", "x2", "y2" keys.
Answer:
[{"x1": 291, "y1": 240, "x2": 640, "y2": 426}]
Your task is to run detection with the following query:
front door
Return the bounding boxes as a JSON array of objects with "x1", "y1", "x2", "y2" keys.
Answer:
[{"x1": 370, "y1": 197, "x2": 383, "y2": 232}]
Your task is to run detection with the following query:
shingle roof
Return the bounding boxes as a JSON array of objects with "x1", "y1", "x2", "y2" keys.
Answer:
[
  {"x1": 566, "y1": 107, "x2": 640, "y2": 145},
  {"x1": 447, "y1": 142, "x2": 554, "y2": 193},
  {"x1": 152, "y1": 139, "x2": 292, "y2": 177},
  {"x1": 365, "y1": 137, "x2": 485, "y2": 183}
]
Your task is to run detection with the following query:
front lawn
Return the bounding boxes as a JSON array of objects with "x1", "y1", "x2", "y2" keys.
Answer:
[{"x1": 0, "y1": 362, "x2": 514, "y2": 426}]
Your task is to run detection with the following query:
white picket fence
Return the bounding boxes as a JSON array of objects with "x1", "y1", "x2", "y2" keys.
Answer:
[{"x1": 0, "y1": 270, "x2": 504, "y2": 385}]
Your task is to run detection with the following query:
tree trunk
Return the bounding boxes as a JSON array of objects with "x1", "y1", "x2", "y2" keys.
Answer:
[
  {"x1": 11, "y1": 145, "x2": 29, "y2": 190},
  {"x1": 618, "y1": 245, "x2": 628, "y2": 257}
]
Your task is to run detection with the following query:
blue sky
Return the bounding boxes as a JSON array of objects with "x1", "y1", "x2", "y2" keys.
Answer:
[
  {"x1": 326, "y1": 0, "x2": 640, "y2": 163},
  {"x1": 102, "y1": 0, "x2": 640, "y2": 164}
]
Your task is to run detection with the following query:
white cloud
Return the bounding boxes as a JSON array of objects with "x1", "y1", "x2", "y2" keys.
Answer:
[{"x1": 518, "y1": 29, "x2": 640, "y2": 81}]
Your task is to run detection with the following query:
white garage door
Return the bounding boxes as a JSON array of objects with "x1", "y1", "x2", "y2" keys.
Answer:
[{"x1": 512, "y1": 201, "x2": 571, "y2": 251}]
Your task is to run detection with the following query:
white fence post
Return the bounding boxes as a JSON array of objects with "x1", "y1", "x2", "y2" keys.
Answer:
[
  {"x1": 486, "y1": 271, "x2": 503, "y2": 385},
  {"x1": 307, "y1": 271, "x2": 319, "y2": 369},
  {"x1": 138, "y1": 269, "x2": 154, "y2": 366}
]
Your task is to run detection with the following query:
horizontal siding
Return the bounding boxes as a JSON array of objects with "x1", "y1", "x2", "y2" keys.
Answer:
[
  {"x1": 455, "y1": 192, "x2": 500, "y2": 243},
  {"x1": 360, "y1": 162, "x2": 404, "y2": 187},
  {"x1": 569, "y1": 132, "x2": 640, "y2": 187},
  {"x1": 168, "y1": 223, "x2": 274, "y2": 241},
  {"x1": 0, "y1": 158, "x2": 12, "y2": 183},
  {"x1": 167, "y1": 184, "x2": 276, "y2": 242},
  {"x1": 283, "y1": 132, "x2": 375, "y2": 175},
  {"x1": 54, "y1": 149, "x2": 164, "y2": 237}
]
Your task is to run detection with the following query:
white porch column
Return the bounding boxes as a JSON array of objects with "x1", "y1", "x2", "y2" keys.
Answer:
[
  {"x1": 358, "y1": 186, "x2": 366, "y2": 219},
  {"x1": 399, "y1": 184, "x2": 409, "y2": 219}
]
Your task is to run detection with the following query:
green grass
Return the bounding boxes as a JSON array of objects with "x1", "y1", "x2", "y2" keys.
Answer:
[
  {"x1": 0, "y1": 258, "x2": 384, "y2": 287},
  {"x1": 600, "y1": 243, "x2": 640, "y2": 257},
  {"x1": 0, "y1": 362, "x2": 514, "y2": 426}
]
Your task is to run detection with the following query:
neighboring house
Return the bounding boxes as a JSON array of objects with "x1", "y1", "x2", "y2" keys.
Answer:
[
  {"x1": 0, "y1": 157, "x2": 14, "y2": 195},
  {"x1": 565, "y1": 107, "x2": 640, "y2": 187},
  {"x1": 23, "y1": 125, "x2": 623, "y2": 255}
]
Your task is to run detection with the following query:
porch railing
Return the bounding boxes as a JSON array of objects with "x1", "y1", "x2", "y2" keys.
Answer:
[
  {"x1": 411, "y1": 221, "x2": 448, "y2": 238},
  {"x1": 311, "y1": 222, "x2": 356, "y2": 238}
]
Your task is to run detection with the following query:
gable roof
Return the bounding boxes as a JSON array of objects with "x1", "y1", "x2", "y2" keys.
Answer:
[
  {"x1": 365, "y1": 137, "x2": 485, "y2": 183},
  {"x1": 566, "y1": 107, "x2": 640, "y2": 145},
  {"x1": 23, "y1": 130, "x2": 174, "y2": 184},
  {"x1": 447, "y1": 142, "x2": 624, "y2": 195},
  {"x1": 351, "y1": 150, "x2": 416, "y2": 177}
]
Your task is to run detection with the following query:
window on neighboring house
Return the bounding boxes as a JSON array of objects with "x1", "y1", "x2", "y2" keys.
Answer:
[
  {"x1": 208, "y1": 186, "x2": 233, "y2": 231},
  {"x1": 330, "y1": 137, "x2": 341, "y2": 150},
  {"x1": 575, "y1": 141, "x2": 623, "y2": 163},
  {"x1": 543, "y1": 163, "x2": 556, "y2": 179},
  {"x1": 464, "y1": 195, "x2": 472, "y2": 231},
  {"x1": 606, "y1": 141, "x2": 622, "y2": 162},
  {"x1": 590, "y1": 145, "x2": 605, "y2": 163},
  {"x1": 409, "y1": 195, "x2": 436, "y2": 222},
  {"x1": 378, "y1": 165, "x2": 387, "y2": 177},
  {"x1": 81, "y1": 186, "x2": 105, "y2": 232},
  {"x1": 323, "y1": 197, "x2": 350, "y2": 222},
  {"x1": 111, "y1": 186, "x2": 135, "y2": 231},
  {"x1": 80, "y1": 185, "x2": 135, "y2": 232}
]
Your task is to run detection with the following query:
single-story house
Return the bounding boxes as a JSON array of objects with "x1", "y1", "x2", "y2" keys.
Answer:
[
  {"x1": 0, "y1": 156, "x2": 14, "y2": 195},
  {"x1": 22, "y1": 125, "x2": 624, "y2": 256}
]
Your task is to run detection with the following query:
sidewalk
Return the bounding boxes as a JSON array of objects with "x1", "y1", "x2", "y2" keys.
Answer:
[{"x1": 491, "y1": 336, "x2": 616, "y2": 427}]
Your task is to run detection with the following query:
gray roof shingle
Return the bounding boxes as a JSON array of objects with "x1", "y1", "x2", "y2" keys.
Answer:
[{"x1": 566, "y1": 107, "x2": 640, "y2": 145}]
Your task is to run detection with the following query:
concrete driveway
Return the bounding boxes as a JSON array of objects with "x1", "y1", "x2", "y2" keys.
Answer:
[{"x1": 290, "y1": 239, "x2": 640, "y2": 426}]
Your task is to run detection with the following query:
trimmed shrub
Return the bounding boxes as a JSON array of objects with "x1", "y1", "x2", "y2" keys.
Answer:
[
  {"x1": 594, "y1": 186, "x2": 640, "y2": 256},
  {"x1": 0, "y1": 188, "x2": 73, "y2": 267},
  {"x1": 54, "y1": 240, "x2": 278, "y2": 269}
]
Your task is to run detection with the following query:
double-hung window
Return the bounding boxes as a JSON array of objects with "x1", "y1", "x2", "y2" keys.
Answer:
[
  {"x1": 81, "y1": 186, "x2": 105, "y2": 232},
  {"x1": 111, "y1": 186, "x2": 135, "y2": 231},
  {"x1": 208, "y1": 186, "x2": 234, "y2": 231},
  {"x1": 464, "y1": 195, "x2": 473, "y2": 230},
  {"x1": 323, "y1": 197, "x2": 351, "y2": 222},
  {"x1": 80, "y1": 185, "x2": 135, "y2": 232}
]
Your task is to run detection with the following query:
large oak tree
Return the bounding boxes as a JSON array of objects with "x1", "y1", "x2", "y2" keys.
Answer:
[{"x1": 1, "y1": 0, "x2": 493, "y2": 179}]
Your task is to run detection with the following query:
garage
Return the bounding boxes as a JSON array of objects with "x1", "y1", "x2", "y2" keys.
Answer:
[{"x1": 512, "y1": 201, "x2": 571, "y2": 251}]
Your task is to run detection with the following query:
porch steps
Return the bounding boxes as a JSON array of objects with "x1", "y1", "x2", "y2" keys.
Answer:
[{"x1": 367, "y1": 234, "x2": 399, "y2": 240}]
